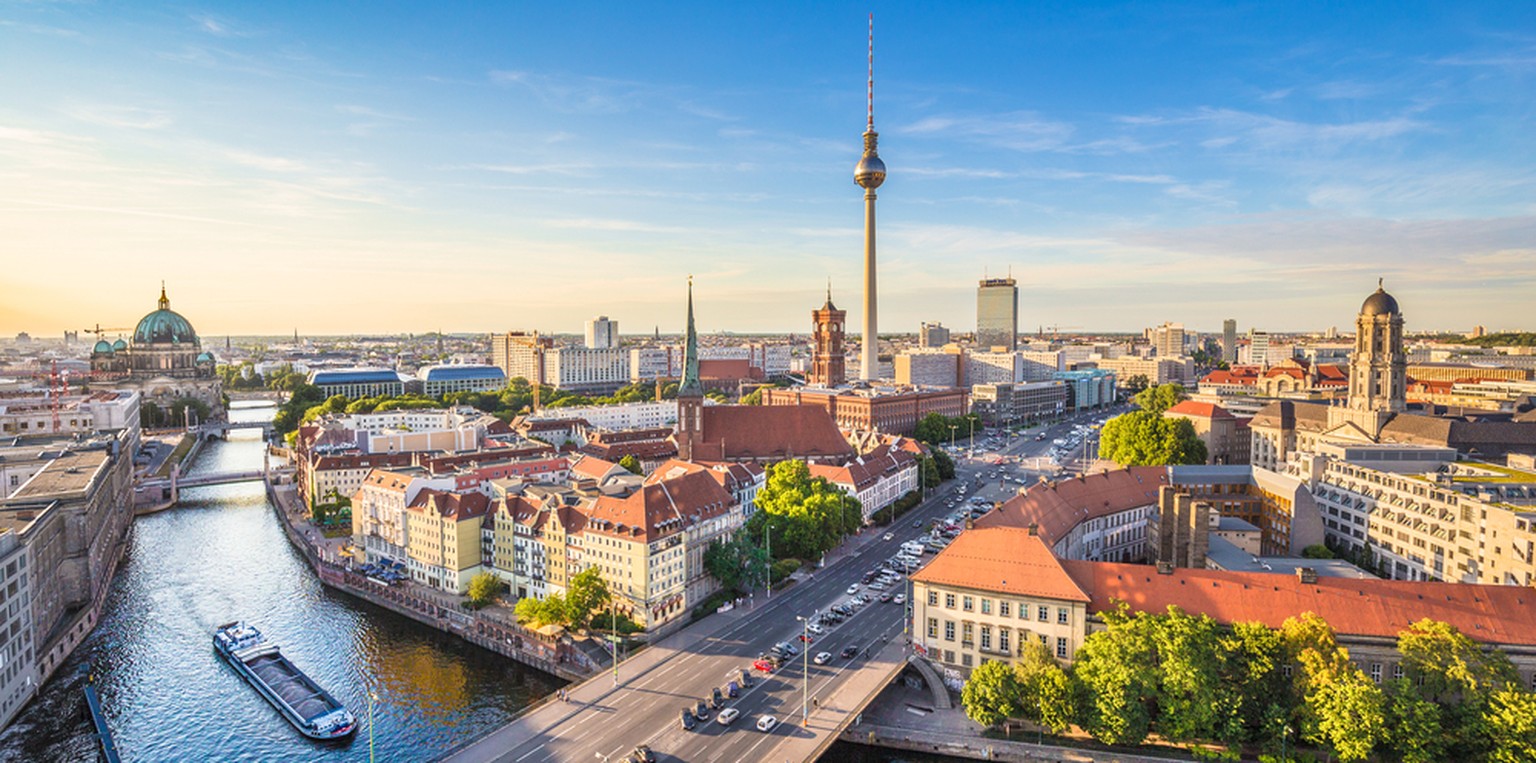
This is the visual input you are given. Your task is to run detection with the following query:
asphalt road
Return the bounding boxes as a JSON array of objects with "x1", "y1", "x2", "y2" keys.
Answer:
[{"x1": 459, "y1": 409, "x2": 1121, "y2": 763}]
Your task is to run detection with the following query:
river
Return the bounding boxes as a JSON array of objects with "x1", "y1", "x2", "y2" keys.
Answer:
[{"x1": 0, "y1": 403, "x2": 560, "y2": 762}]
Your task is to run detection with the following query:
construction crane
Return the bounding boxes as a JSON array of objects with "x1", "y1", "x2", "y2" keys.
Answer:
[
  {"x1": 1043, "y1": 324, "x2": 1082, "y2": 342},
  {"x1": 83, "y1": 324, "x2": 130, "y2": 341}
]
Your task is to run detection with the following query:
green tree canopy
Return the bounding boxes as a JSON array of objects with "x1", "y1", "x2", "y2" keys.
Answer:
[
  {"x1": 564, "y1": 567, "x2": 612, "y2": 631},
  {"x1": 1098, "y1": 411, "x2": 1207, "y2": 466},
  {"x1": 618, "y1": 454, "x2": 642, "y2": 475},
  {"x1": 1133, "y1": 382, "x2": 1187, "y2": 414},
  {"x1": 1013, "y1": 639, "x2": 1074, "y2": 734},
  {"x1": 961, "y1": 659, "x2": 1021, "y2": 728},
  {"x1": 466, "y1": 572, "x2": 503, "y2": 609},
  {"x1": 744, "y1": 460, "x2": 862, "y2": 562}
]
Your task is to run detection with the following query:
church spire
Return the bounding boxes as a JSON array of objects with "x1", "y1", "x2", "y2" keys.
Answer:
[
  {"x1": 158, "y1": 281, "x2": 170, "y2": 311},
  {"x1": 679, "y1": 276, "x2": 702, "y2": 397}
]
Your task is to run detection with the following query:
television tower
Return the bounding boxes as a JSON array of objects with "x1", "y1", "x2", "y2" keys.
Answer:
[{"x1": 854, "y1": 13, "x2": 886, "y2": 381}]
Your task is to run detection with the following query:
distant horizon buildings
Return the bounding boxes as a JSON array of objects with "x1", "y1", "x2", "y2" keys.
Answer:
[
  {"x1": 584, "y1": 316, "x2": 617, "y2": 350},
  {"x1": 976, "y1": 277, "x2": 1019, "y2": 352},
  {"x1": 1222, "y1": 319, "x2": 1238, "y2": 364}
]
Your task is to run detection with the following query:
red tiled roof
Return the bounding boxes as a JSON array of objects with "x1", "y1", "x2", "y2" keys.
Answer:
[
  {"x1": 1201, "y1": 368, "x2": 1258, "y2": 386},
  {"x1": 687, "y1": 405, "x2": 854, "y2": 463},
  {"x1": 568, "y1": 454, "x2": 623, "y2": 480},
  {"x1": 699, "y1": 358, "x2": 760, "y2": 380},
  {"x1": 1165, "y1": 401, "x2": 1235, "y2": 420},
  {"x1": 1061, "y1": 561, "x2": 1536, "y2": 647},
  {"x1": 407, "y1": 489, "x2": 492, "y2": 522},
  {"x1": 911, "y1": 527, "x2": 1090, "y2": 603},
  {"x1": 977, "y1": 467, "x2": 1168, "y2": 545},
  {"x1": 587, "y1": 469, "x2": 734, "y2": 542}
]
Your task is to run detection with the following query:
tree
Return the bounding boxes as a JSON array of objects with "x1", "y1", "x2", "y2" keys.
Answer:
[
  {"x1": 466, "y1": 572, "x2": 503, "y2": 609},
  {"x1": 1148, "y1": 607, "x2": 1238, "y2": 744},
  {"x1": 1282, "y1": 613, "x2": 1385, "y2": 761},
  {"x1": 618, "y1": 454, "x2": 642, "y2": 475},
  {"x1": 741, "y1": 388, "x2": 764, "y2": 406},
  {"x1": 704, "y1": 533, "x2": 753, "y2": 592},
  {"x1": 1013, "y1": 639, "x2": 1074, "y2": 733},
  {"x1": 1098, "y1": 411, "x2": 1207, "y2": 466},
  {"x1": 961, "y1": 659, "x2": 1021, "y2": 728},
  {"x1": 1073, "y1": 605, "x2": 1159, "y2": 745},
  {"x1": 1133, "y1": 383, "x2": 1186, "y2": 414},
  {"x1": 920, "y1": 455, "x2": 941, "y2": 488},
  {"x1": 565, "y1": 567, "x2": 612, "y2": 631},
  {"x1": 1384, "y1": 679, "x2": 1445, "y2": 763},
  {"x1": 914, "y1": 412, "x2": 953, "y2": 445},
  {"x1": 1396, "y1": 618, "x2": 1518, "y2": 756},
  {"x1": 514, "y1": 594, "x2": 570, "y2": 629},
  {"x1": 1300, "y1": 544, "x2": 1335, "y2": 559},
  {"x1": 747, "y1": 460, "x2": 863, "y2": 562},
  {"x1": 1220, "y1": 621, "x2": 1292, "y2": 748},
  {"x1": 1122, "y1": 374, "x2": 1150, "y2": 394},
  {"x1": 1482, "y1": 687, "x2": 1536, "y2": 763},
  {"x1": 930, "y1": 447, "x2": 956, "y2": 480}
]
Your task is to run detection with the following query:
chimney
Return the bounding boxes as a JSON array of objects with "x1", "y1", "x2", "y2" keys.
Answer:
[
  {"x1": 1155, "y1": 561, "x2": 1175, "y2": 575},
  {"x1": 1297, "y1": 567, "x2": 1319, "y2": 584},
  {"x1": 1026, "y1": 522, "x2": 1038, "y2": 536},
  {"x1": 964, "y1": 516, "x2": 974, "y2": 530}
]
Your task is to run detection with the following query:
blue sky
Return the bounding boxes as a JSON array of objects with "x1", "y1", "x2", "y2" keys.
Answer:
[{"x1": 2, "y1": 2, "x2": 1533, "y2": 337}]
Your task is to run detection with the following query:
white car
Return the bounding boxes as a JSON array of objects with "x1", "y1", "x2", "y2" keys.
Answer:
[
  {"x1": 894, "y1": 594, "x2": 907, "y2": 605},
  {"x1": 717, "y1": 707, "x2": 740, "y2": 726},
  {"x1": 882, "y1": 532, "x2": 894, "y2": 541},
  {"x1": 807, "y1": 622, "x2": 825, "y2": 635},
  {"x1": 846, "y1": 584, "x2": 860, "y2": 595},
  {"x1": 813, "y1": 651, "x2": 832, "y2": 665},
  {"x1": 756, "y1": 715, "x2": 778, "y2": 732}
]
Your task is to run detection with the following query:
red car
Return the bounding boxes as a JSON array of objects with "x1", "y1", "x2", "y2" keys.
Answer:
[
  {"x1": 753, "y1": 659, "x2": 776, "y2": 673},
  {"x1": 798, "y1": 634, "x2": 814, "y2": 643}
]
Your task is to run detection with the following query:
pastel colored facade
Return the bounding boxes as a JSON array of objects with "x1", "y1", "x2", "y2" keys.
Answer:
[
  {"x1": 404, "y1": 490, "x2": 492, "y2": 593},
  {"x1": 1093, "y1": 355, "x2": 1194, "y2": 387},
  {"x1": 542, "y1": 347, "x2": 630, "y2": 393},
  {"x1": 1163, "y1": 399, "x2": 1250, "y2": 465},
  {"x1": 912, "y1": 529, "x2": 1090, "y2": 673},
  {"x1": 894, "y1": 350, "x2": 960, "y2": 388},
  {"x1": 1150, "y1": 322, "x2": 1185, "y2": 358},
  {"x1": 808, "y1": 443, "x2": 920, "y2": 522},
  {"x1": 490, "y1": 331, "x2": 553, "y2": 384},
  {"x1": 1167, "y1": 464, "x2": 1323, "y2": 556},
  {"x1": 351, "y1": 468, "x2": 455, "y2": 564}
]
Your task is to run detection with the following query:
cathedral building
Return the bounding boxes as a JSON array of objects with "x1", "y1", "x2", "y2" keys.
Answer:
[{"x1": 89, "y1": 285, "x2": 223, "y2": 417}]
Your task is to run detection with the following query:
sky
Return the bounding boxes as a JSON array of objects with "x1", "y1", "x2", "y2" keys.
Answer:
[{"x1": 2, "y1": 2, "x2": 1534, "y2": 339}]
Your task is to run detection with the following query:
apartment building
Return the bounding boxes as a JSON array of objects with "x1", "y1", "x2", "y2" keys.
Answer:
[
  {"x1": 809, "y1": 443, "x2": 920, "y2": 522},
  {"x1": 404, "y1": 490, "x2": 492, "y2": 593}
]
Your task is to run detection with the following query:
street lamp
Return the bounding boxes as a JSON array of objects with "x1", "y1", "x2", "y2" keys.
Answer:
[
  {"x1": 765, "y1": 523, "x2": 773, "y2": 600},
  {"x1": 949, "y1": 424, "x2": 957, "y2": 451},
  {"x1": 356, "y1": 669, "x2": 380, "y2": 763},
  {"x1": 796, "y1": 614, "x2": 811, "y2": 727}
]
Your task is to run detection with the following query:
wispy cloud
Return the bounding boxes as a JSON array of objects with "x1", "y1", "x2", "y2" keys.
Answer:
[
  {"x1": 543, "y1": 217, "x2": 700, "y2": 234},
  {"x1": 223, "y1": 150, "x2": 309, "y2": 173},
  {"x1": 63, "y1": 104, "x2": 174, "y2": 130}
]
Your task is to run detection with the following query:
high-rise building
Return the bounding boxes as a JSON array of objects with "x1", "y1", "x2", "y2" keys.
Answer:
[
  {"x1": 490, "y1": 331, "x2": 552, "y2": 384},
  {"x1": 1222, "y1": 319, "x2": 1238, "y2": 364},
  {"x1": 1151, "y1": 322, "x2": 1186, "y2": 358},
  {"x1": 1248, "y1": 329, "x2": 1271, "y2": 369},
  {"x1": 810, "y1": 288, "x2": 847, "y2": 387},
  {"x1": 918, "y1": 321, "x2": 950, "y2": 348},
  {"x1": 854, "y1": 16, "x2": 886, "y2": 381},
  {"x1": 584, "y1": 316, "x2": 618, "y2": 349},
  {"x1": 976, "y1": 277, "x2": 1018, "y2": 351}
]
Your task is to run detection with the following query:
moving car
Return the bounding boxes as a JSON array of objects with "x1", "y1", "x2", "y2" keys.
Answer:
[
  {"x1": 756, "y1": 715, "x2": 779, "y2": 732},
  {"x1": 680, "y1": 708, "x2": 697, "y2": 730},
  {"x1": 716, "y1": 708, "x2": 740, "y2": 726},
  {"x1": 630, "y1": 745, "x2": 656, "y2": 763},
  {"x1": 841, "y1": 645, "x2": 859, "y2": 659},
  {"x1": 894, "y1": 593, "x2": 906, "y2": 605},
  {"x1": 845, "y1": 584, "x2": 860, "y2": 595},
  {"x1": 813, "y1": 651, "x2": 832, "y2": 665},
  {"x1": 882, "y1": 532, "x2": 894, "y2": 541}
]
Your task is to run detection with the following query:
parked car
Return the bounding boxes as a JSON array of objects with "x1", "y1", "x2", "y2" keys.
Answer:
[
  {"x1": 753, "y1": 659, "x2": 775, "y2": 673},
  {"x1": 630, "y1": 745, "x2": 655, "y2": 763},
  {"x1": 807, "y1": 622, "x2": 825, "y2": 635},
  {"x1": 712, "y1": 687, "x2": 725, "y2": 709},
  {"x1": 726, "y1": 680, "x2": 740, "y2": 698},
  {"x1": 694, "y1": 700, "x2": 711, "y2": 722},
  {"x1": 716, "y1": 708, "x2": 740, "y2": 726},
  {"x1": 756, "y1": 715, "x2": 779, "y2": 732}
]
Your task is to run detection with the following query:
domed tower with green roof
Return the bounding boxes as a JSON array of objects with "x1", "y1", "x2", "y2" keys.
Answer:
[{"x1": 95, "y1": 283, "x2": 223, "y2": 418}]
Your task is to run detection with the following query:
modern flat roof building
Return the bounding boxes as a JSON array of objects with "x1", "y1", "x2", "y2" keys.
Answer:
[{"x1": 976, "y1": 277, "x2": 1018, "y2": 352}]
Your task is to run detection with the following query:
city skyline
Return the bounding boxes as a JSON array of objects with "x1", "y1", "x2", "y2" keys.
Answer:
[{"x1": 3, "y1": 3, "x2": 1535, "y2": 337}]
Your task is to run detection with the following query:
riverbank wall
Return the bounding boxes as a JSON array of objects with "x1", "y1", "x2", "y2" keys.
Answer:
[
  {"x1": 840, "y1": 725, "x2": 1190, "y2": 763},
  {"x1": 262, "y1": 478, "x2": 590, "y2": 682}
]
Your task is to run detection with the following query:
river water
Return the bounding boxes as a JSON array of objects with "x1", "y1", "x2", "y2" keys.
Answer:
[{"x1": 0, "y1": 403, "x2": 559, "y2": 762}]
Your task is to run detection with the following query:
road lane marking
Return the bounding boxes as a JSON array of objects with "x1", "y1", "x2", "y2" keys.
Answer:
[{"x1": 513, "y1": 744, "x2": 544, "y2": 762}]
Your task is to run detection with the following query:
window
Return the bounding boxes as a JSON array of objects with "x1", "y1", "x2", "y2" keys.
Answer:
[
  {"x1": 1057, "y1": 607, "x2": 1069, "y2": 625},
  {"x1": 928, "y1": 590, "x2": 938, "y2": 606},
  {"x1": 1056, "y1": 637, "x2": 1069, "y2": 659},
  {"x1": 944, "y1": 650, "x2": 955, "y2": 664},
  {"x1": 998, "y1": 629, "x2": 1010, "y2": 655},
  {"x1": 945, "y1": 593, "x2": 956, "y2": 609},
  {"x1": 927, "y1": 618, "x2": 938, "y2": 639},
  {"x1": 944, "y1": 621, "x2": 955, "y2": 642},
  {"x1": 981, "y1": 599, "x2": 992, "y2": 615},
  {"x1": 999, "y1": 601, "x2": 1011, "y2": 618},
  {"x1": 962, "y1": 596, "x2": 974, "y2": 612},
  {"x1": 1038, "y1": 605, "x2": 1049, "y2": 622},
  {"x1": 962, "y1": 622, "x2": 974, "y2": 645},
  {"x1": 1370, "y1": 663, "x2": 1382, "y2": 684},
  {"x1": 1394, "y1": 664, "x2": 1405, "y2": 681},
  {"x1": 980, "y1": 627, "x2": 992, "y2": 652},
  {"x1": 961, "y1": 653, "x2": 973, "y2": 667}
]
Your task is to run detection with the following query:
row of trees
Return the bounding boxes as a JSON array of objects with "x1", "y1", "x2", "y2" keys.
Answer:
[
  {"x1": 961, "y1": 607, "x2": 1536, "y2": 762},
  {"x1": 913, "y1": 411, "x2": 983, "y2": 446},
  {"x1": 512, "y1": 567, "x2": 612, "y2": 631},
  {"x1": 1097, "y1": 383, "x2": 1207, "y2": 466}
]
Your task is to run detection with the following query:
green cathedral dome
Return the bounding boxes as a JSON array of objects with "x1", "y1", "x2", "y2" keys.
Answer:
[{"x1": 133, "y1": 285, "x2": 198, "y2": 345}]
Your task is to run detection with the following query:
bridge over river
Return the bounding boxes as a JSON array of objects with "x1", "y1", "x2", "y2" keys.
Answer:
[{"x1": 440, "y1": 471, "x2": 976, "y2": 763}]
